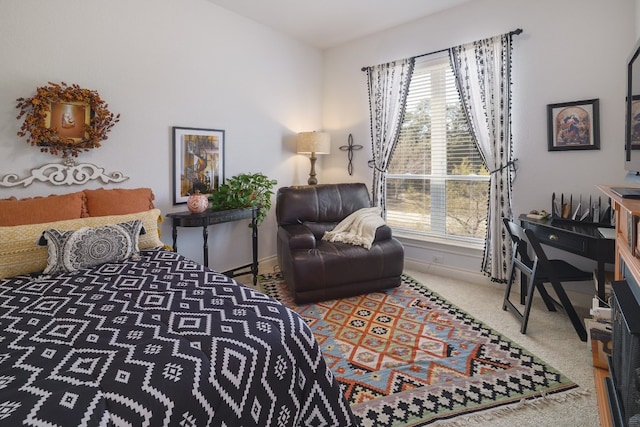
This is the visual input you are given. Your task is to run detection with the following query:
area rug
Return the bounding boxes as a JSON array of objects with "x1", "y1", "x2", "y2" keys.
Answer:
[{"x1": 259, "y1": 273, "x2": 584, "y2": 426}]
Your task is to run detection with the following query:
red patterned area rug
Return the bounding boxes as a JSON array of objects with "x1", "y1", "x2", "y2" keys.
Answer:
[{"x1": 260, "y1": 273, "x2": 585, "y2": 426}]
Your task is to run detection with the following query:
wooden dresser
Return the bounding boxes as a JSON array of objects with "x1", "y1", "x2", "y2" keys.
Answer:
[
  {"x1": 596, "y1": 185, "x2": 640, "y2": 427},
  {"x1": 598, "y1": 185, "x2": 640, "y2": 284}
]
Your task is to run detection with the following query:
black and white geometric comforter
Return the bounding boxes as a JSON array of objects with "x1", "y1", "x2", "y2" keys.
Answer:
[{"x1": 0, "y1": 249, "x2": 356, "y2": 426}]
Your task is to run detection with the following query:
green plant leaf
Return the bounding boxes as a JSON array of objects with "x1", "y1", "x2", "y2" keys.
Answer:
[{"x1": 208, "y1": 172, "x2": 277, "y2": 226}]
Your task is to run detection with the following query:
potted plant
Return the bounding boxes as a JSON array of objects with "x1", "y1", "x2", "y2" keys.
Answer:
[{"x1": 209, "y1": 172, "x2": 277, "y2": 225}]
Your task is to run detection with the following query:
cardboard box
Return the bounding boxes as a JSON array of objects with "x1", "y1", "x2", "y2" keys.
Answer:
[{"x1": 586, "y1": 319, "x2": 612, "y2": 369}]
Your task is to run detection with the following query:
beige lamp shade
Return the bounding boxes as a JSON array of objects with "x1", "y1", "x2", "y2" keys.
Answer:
[{"x1": 297, "y1": 132, "x2": 331, "y2": 154}]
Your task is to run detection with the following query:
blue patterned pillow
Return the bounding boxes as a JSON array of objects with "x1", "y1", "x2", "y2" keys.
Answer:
[{"x1": 39, "y1": 220, "x2": 144, "y2": 274}]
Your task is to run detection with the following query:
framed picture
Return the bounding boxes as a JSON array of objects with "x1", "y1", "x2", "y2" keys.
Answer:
[
  {"x1": 547, "y1": 98, "x2": 600, "y2": 151},
  {"x1": 44, "y1": 101, "x2": 90, "y2": 142},
  {"x1": 631, "y1": 95, "x2": 640, "y2": 148},
  {"x1": 172, "y1": 126, "x2": 224, "y2": 205}
]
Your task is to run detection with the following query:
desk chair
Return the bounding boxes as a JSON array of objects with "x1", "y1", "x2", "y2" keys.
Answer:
[{"x1": 502, "y1": 218, "x2": 592, "y2": 341}]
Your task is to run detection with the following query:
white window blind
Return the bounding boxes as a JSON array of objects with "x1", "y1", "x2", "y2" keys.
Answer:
[{"x1": 386, "y1": 54, "x2": 489, "y2": 242}]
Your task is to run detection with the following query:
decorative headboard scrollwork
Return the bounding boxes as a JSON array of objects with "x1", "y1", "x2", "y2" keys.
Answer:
[{"x1": 0, "y1": 160, "x2": 129, "y2": 187}]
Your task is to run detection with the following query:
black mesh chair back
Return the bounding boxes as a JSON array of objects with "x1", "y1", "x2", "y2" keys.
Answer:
[{"x1": 502, "y1": 218, "x2": 593, "y2": 341}]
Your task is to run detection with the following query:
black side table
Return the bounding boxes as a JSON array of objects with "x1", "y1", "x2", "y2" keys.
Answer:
[{"x1": 166, "y1": 207, "x2": 258, "y2": 286}]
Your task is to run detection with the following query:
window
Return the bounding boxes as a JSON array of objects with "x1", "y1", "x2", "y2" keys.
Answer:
[{"x1": 386, "y1": 54, "x2": 489, "y2": 243}]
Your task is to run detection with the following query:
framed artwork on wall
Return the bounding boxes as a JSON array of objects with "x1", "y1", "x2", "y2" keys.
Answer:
[
  {"x1": 44, "y1": 101, "x2": 91, "y2": 142},
  {"x1": 172, "y1": 126, "x2": 224, "y2": 205},
  {"x1": 16, "y1": 82, "x2": 120, "y2": 158},
  {"x1": 547, "y1": 98, "x2": 600, "y2": 151}
]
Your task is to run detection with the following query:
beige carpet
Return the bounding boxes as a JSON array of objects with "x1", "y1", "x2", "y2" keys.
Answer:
[
  {"x1": 236, "y1": 267, "x2": 601, "y2": 426},
  {"x1": 405, "y1": 269, "x2": 599, "y2": 426}
]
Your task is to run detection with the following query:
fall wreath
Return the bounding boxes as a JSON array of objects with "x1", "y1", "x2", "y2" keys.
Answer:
[{"x1": 16, "y1": 82, "x2": 120, "y2": 158}]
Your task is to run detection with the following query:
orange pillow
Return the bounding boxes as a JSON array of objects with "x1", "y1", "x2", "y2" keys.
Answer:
[
  {"x1": 0, "y1": 192, "x2": 86, "y2": 226},
  {"x1": 84, "y1": 188, "x2": 155, "y2": 216}
]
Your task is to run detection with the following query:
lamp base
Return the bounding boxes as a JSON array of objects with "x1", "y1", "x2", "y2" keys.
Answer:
[{"x1": 307, "y1": 154, "x2": 318, "y2": 185}]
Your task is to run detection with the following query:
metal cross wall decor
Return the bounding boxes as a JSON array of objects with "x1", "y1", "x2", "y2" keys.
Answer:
[{"x1": 339, "y1": 133, "x2": 363, "y2": 175}]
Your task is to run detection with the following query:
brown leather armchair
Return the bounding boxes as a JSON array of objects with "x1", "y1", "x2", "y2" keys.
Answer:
[{"x1": 276, "y1": 183, "x2": 404, "y2": 303}]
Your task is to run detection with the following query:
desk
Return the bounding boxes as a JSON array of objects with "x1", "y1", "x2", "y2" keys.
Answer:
[
  {"x1": 166, "y1": 207, "x2": 258, "y2": 286},
  {"x1": 519, "y1": 214, "x2": 615, "y2": 302}
]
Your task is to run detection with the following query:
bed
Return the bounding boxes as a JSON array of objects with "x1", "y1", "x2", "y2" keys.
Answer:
[{"x1": 0, "y1": 188, "x2": 356, "y2": 426}]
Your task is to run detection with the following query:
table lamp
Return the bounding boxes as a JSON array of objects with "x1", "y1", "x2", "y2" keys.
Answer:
[{"x1": 297, "y1": 131, "x2": 330, "y2": 185}]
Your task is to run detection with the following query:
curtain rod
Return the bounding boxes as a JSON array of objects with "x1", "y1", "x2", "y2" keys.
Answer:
[{"x1": 360, "y1": 28, "x2": 523, "y2": 72}]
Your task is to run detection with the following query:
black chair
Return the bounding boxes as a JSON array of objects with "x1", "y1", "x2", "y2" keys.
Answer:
[
  {"x1": 276, "y1": 183, "x2": 404, "y2": 303},
  {"x1": 502, "y1": 218, "x2": 593, "y2": 341}
]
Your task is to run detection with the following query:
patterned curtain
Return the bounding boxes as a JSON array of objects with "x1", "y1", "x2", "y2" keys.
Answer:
[
  {"x1": 449, "y1": 33, "x2": 515, "y2": 282},
  {"x1": 365, "y1": 58, "x2": 415, "y2": 214}
]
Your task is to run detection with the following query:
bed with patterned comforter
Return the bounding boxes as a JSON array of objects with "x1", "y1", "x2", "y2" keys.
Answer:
[{"x1": 0, "y1": 248, "x2": 356, "y2": 426}]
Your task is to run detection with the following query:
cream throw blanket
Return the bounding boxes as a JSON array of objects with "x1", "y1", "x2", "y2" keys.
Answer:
[{"x1": 322, "y1": 207, "x2": 386, "y2": 250}]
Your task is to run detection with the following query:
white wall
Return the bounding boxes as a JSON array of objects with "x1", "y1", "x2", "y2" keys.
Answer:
[
  {"x1": 322, "y1": 0, "x2": 636, "y2": 280},
  {"x1": 1, "y1": 0, "x2": 637, "y2": 280},
  {"x1": 637, "y1": 0, "x2": 640, "y2": 36},
  {"x1": 0, "y1": 0, "x2": 323, "y2": 271}
]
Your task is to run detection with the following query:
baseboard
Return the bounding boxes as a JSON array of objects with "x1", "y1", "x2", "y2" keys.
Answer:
[
  {"x1": 258, "y1": 255, "x2": 490, "y2": 286},
  {"x1": 257, "y1": 255, "x2": 279, "y2": 274},
  {"x1": 404, "y1": 257, "x2": 491, "y2": 286}
]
